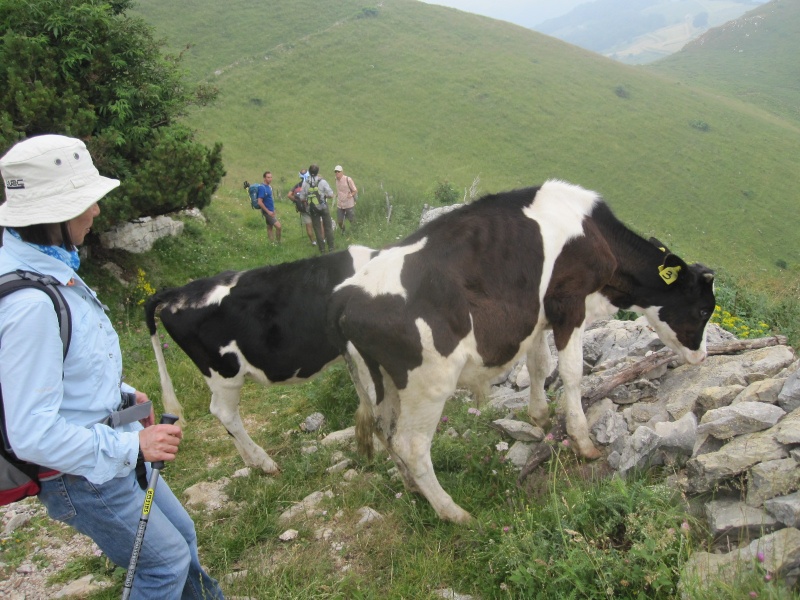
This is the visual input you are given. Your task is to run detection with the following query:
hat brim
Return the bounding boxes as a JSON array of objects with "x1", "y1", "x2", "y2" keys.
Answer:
[{"x1": 0, "y1": 175, "x2": 119, "y2": 227}]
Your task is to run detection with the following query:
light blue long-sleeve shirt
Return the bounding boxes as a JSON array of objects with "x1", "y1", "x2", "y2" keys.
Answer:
[{"x1": 0, "y1": 230, "x2": 140, "y2": 484}]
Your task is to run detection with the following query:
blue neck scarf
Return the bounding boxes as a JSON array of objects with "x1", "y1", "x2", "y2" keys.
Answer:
[{"x1": 7, "y1": 228, "x2": 81, "y2": 271}]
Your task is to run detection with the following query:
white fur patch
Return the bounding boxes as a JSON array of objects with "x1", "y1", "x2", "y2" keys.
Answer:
[
  {"x1": 347, "y1": 244, "x2": 375, "y2": 271},
  {"x1": 523, "y1": 180, "x2": 600, "y2": 318},
  {"x1": 166, "y1": 272, "x2": 242, "y2": 312},
  {"x1": 337, "y1": 238, "x2": 427, "y2": 298}
]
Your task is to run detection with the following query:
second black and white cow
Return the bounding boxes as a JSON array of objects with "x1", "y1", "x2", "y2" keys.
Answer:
[
  {"x1": 328, "y1": 180, "x2": 715, "y2": 523},
  {"x1": 145, "y1": 246, "x2": 375, "y2": 473}
]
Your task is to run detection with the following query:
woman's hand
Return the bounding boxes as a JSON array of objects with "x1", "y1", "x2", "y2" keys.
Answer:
[
  {"x1": 138, "y1": 423, "x2": 182, "y2": 463},
  {"x1": 135, "y1": 390, "x2": 155, "y2": 428}
]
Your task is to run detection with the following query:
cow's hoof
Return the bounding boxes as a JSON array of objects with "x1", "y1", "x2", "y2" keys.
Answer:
[
  {"x1": 251, "y1": 458, "x2": 280, "y2": 475},
  {"x1": 576, "y1": 442, "x2": 602, "y2": 461},
  {"x1": 441, "y1": 504, "x2": 473, "y2": 524}
]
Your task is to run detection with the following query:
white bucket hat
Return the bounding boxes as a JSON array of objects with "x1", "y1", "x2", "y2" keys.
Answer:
[{"x1": 0, "y1": 134, "x2": 120, "y2": 227}]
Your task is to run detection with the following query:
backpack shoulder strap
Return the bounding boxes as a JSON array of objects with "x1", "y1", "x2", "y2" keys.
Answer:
[{"x1": 0, "y1": 270, "x2": 71, "y2": 358}]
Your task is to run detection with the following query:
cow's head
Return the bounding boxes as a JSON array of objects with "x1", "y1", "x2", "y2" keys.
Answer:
[{"x1": 636, "y1": 242, "x2": 716, "y2": 364}]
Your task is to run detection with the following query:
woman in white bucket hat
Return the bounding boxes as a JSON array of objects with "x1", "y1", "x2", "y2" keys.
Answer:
[{"x1": 0, "y1": 135, "x2": 224, "y2": 599}]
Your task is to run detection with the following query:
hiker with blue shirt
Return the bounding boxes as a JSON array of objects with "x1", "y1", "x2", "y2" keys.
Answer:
[
  {"x1": 0, "y1": 135, "x2": 224, "y2": 599},
  {"x1": 257, "y1": 170, "x2": 281, "y2": 243}
]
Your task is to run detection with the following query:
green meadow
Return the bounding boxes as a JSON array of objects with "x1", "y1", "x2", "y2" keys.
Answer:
[{"x1": 130, "y1": 0, "x2": 800, "y2": 296}]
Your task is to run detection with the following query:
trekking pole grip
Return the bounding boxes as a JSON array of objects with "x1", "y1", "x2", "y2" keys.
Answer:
[{"x1": 151, "y1": 413, "x2": 179, "y2": 470}]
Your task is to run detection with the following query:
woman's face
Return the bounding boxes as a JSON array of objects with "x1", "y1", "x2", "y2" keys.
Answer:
[{"x1": 66, "y1": 203, "x2": 100, "y2": 246}]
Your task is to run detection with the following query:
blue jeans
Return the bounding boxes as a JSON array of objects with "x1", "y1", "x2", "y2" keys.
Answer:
[{"x1": 39, "y1": 467, "x2": 224, "y2": 600}]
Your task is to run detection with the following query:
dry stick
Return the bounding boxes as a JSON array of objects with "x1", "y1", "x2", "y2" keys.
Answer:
[{"x1": 517, "y1": 335, "x2": 789, "y2": 482}]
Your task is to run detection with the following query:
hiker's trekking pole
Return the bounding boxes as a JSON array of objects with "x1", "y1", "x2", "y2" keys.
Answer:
[{"x1": 121, "y1": 413, "x2": 180, "y2": 600}]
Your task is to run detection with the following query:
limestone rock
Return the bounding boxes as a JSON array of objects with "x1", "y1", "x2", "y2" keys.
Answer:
[
  {"x1": 505, "y1": 441, "x2": 533, "y2": 468},
  {"x1": 618, "y1": 426, "x2": 661, "y2": 475},
  {"x1": 302, "y1": 412, "x2": 325, "y2": 432},
  {"x1": 765, "y1": 492, "x2": 800, "y2": 528},
  {"x1": 278, "y1": 490, "x2": 334, "y2": 524},
  {"x1": 99, "y1": 215, "x2": 185, "y2": 253},
  {"x1": 654, "y1": 412, "x2": 697, "y2": 455},
  {"x1": 705, "y1": 498, "x2": 778, "y2": 539},
  {"x1": 697, "y1": 402, "x2": 785, "y2": 439},
  {"x1": 491, "y1": 418, "x2": 544, "y2": 442},
  {"x1": 747, "y1": 458, "x2": 800, "y2": 507},
  {"x1": 183, "y1": 478, "x2": 230, "y2": 512},
  {"x1": 778, "y1": 368, "x2": 800, "y2": 412},
  {"x1": 774, "y1": 406, "x2": 800, "y2": 444},
  {"x1": 356, "y1": 506, "x2": 383, "y2": 528},
  {"x1": 681, "y1": 527, "x2": 800, "y2": 592},
  {"x1": 695, "y1": 385, "x2": 745, "y2": 415},
  {"x1": 321, "y1": 427, "x2": 356, "y2": 446},
  {"x1": 686, "y1": 430, "x2": 789, "y2": 494},
  {"x1": 733, "y1": 378, "x2": 785, "y2": 406}
]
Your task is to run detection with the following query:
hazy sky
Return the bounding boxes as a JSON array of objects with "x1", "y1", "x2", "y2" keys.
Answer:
[{"x1": 418, "y1": 0, "x2": 588, "y2": 29}]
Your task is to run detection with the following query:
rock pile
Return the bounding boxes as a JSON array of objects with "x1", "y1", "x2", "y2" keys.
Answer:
[{"x1": 488, "y1": 317, "x2": 800, "y2": 591}]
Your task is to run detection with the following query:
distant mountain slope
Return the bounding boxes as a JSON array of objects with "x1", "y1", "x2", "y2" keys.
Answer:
[
  {"x1": 649, "y1": 0, "x2": 800, "y2": 124},
  {"x1": 131, "y1": 0, "x2": 800, "y2": 287},
  {"x1": 535, "y1": 0, "x2": 767, "y2": 64}
]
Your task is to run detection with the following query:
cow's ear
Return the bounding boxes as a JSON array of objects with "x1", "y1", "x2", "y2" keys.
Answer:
[
  {"x1": 658, "y1": 253, "x2": 687, "y2": 286},
  {"x1": 649, "y1": 237, "x2": 671, "y2": 254}
]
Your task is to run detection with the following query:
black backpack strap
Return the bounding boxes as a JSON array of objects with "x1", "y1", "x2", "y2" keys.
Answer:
[
  {"x1": 0, "y1": 270, "x2": 71, "y2": 460},
  {"x1": 0, "y1": 270, "x2": 71, "y2": 358}
]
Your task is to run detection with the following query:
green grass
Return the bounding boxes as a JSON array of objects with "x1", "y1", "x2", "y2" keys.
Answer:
[{"x1": 125, "y1": 0, "x2": 800, "y2": 300}]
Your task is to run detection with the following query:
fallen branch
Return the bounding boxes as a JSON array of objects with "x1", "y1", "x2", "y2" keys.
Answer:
[
  {"x1": 517, "y1": 419, "x2": 566, "y2": 483},
  {"x1": 583, "y1": 335, "x2": 789, "y2": 406}
]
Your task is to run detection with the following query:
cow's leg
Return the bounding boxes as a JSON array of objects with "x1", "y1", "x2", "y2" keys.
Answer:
[
  {"x1": 381, "y1": 377, "x2": 472, "y2": 524},
  {"x1": 206, "y1": 374, "x2": 279, "y2": 474},
  {"x1": 527, "y1": 330, "x2": 552, "y2": 429},
  {"x1": 557, "y1": 327, "x2": 601, "y2": 459}
]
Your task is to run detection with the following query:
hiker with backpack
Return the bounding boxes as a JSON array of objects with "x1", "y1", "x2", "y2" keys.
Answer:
[
  {"x1": 0, "y1": 135, "x2": 224, "y2": 600},
  {"x1": 287, "y1": 168, "x2": 316, "y2": 246},
  {"x1": 297, "y1": 164, "x2": 335, "y2": 253},
  {"x1": 333, "y1": 165, "x2": 358, "y2": 234}
]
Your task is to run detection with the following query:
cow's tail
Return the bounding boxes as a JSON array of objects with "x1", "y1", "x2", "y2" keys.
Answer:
[
  {"x1": 340, "y1": 350, "x2": 375, "y2": 460},
  {"x1": 143, "y1": 291, "x2": 184, "y2": 423}
]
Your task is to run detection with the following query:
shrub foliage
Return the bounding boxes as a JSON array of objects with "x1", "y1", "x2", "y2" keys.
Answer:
[{"x1": 0, "y1": 0, "x2": 225, "y2": 230}]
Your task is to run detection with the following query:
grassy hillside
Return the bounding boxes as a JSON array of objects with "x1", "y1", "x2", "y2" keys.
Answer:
[
  {"x1": 650, "y1": 0, "x2": 800, "y2": 124},
  {"x1": 130, "y1": 0, "x2": 800, "y2": 292}
]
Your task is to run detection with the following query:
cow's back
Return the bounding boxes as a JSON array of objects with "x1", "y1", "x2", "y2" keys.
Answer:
[{"x1": 154, "y1": 248, "x2": 371, "y2": 383}]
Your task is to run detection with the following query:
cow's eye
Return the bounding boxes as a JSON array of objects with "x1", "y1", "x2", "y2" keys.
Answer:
[{"x1": 700, "y1": 309, "x2": 711, "y2": 320}]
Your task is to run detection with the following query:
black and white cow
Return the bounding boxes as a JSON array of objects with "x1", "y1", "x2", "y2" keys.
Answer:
[
  {"x1": 145, "y1": 246, "x2": 375, "y2": 473},
  {"x1": 328, "y1": 180, "x2": 715, "y2": 523}
]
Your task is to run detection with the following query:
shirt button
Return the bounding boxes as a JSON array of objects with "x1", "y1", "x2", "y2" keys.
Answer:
[{"x1": 124, "y1": 460, "x2": 131, "y2": 467}]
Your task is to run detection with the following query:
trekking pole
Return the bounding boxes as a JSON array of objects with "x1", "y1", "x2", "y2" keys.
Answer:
[{"x1": 121, "y1": 413, "x2": 180, "y2": 600}]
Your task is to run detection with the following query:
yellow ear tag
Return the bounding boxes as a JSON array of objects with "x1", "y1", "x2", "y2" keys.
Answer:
[{"x1": 658, "y1": 264, "x2": 681, "y2": 285}]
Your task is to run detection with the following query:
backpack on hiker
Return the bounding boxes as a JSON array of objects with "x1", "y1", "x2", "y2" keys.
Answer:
[
  {"x1": 0, "y1": 271, "x2": 70, "y2": 505},
  {"x1": 306, "y1": 177, "x2": 328, "y2": 215},
  {"x1": 291, "y1": 181, "x2": 309, "y2": 214},
  {"x1": 243, "y1": 180, "x2": 263, "y2": 210}
]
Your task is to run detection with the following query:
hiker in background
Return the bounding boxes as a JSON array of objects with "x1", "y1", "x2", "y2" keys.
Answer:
[
  {"x1": 287, "y1": 169, "x2": 315, "y2": 246},
  {"x1": 0, "y1": 135, "x2": 224, "y2": 599},
  {"x1": 334, "y1": 165, "x2": 358, "y2": 234},
  {"x1": 298, "y1": 164, "x2": 335, "y2": 253},
  {"x1": 257, "y1": 170, "x2": 281, "y2": 244}
]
